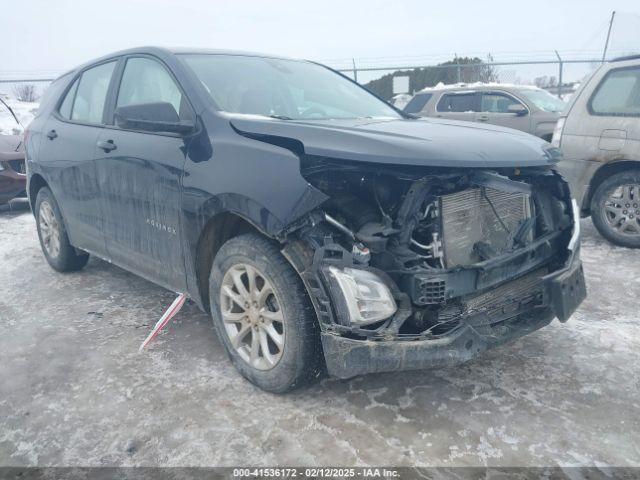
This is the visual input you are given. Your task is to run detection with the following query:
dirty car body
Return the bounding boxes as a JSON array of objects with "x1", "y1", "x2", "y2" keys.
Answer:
[
  {"x1": 554, "y1": 55, "x2": 640, "y2": 248},
  {"x1": 26, "y1": 48, "x2": 586, "y2": 382}
]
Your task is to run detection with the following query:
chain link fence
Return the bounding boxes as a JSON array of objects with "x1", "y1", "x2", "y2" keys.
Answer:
[
  {"x1": 324, "y1": 56, "x2": 608, "y2": 101},
  {"x1": 0, "y1": 53, "x2": 625, "y2": 106}
]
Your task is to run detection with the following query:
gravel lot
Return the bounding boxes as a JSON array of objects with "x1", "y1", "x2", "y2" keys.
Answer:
[{"x1": 1, "y1": 203, "x2": 639, "y2": 467}]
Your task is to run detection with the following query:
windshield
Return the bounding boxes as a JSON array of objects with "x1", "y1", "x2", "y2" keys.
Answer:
[
  {"x1": 518, "y1": 88, "x2": 566, "y2": 113},
  {"x1": 180, "y1": 54, "x2": 401, "y2": 120}
]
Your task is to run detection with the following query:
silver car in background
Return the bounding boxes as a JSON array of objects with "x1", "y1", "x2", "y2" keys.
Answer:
[
  {"x1": 554, "y1": 55, "x2": 640, "y2": 248},
  {"x1": 404, "y1": 83, "x2": 566, "y2": 141}
]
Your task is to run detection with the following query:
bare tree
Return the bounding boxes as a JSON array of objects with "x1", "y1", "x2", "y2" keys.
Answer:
[
  {"x1": 12, "y1": 84, "x2": 39, "y2": 102},
  {"x1": 477, "y1": 54, "x2": 499, "y2": 83}
]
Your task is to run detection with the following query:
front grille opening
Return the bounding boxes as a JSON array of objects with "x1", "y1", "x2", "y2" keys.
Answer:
[
  {"x1": 463, "y1": 268, "x2": 547, "y2": 318},
  {"x1": 398, "y1": 268, "x2": 548, "y2": 339},
  {"x1": 399, "y1": 304, "x2": 463, "y2": 337}
]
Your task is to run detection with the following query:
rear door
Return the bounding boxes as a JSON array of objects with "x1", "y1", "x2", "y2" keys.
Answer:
[
  {"x1": 586, "y1": 65, "x2": 640, "y2": 150},
  {"x1": 38, "y1": 60, "x2": 117, "y2": 256},
  {"x1": 434, "y1": 91, "x2": 479, "y2": 122},
  {"x1": 561, "y1": 64, "x2": 640, "y2": 202},
  {"x1": 94, "y1": 55, "x2": 195, "y2": 291},
  {"x1": 477, "y1": 90, "x2": 531, "y2": 132}
]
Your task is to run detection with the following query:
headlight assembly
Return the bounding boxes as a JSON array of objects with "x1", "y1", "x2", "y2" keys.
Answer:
[{"x1": 325, "y1": 266, "x2": 397, "y2": 326}]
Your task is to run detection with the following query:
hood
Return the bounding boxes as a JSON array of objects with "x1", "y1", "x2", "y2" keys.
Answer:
[{"x1": 228, "y1": 115, "x2": 560, "y2": 168}]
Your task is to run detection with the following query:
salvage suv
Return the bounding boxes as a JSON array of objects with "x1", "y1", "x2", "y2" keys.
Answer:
[
  {"x1": 25, "y1": 48, "x2": 586, "y2": 392},
  {"x1": 404, "y1": 83, "x2": 566, "y2": 141},
  {"x1": 554, "y1": 55, "x2": 640, "y2": 248}
]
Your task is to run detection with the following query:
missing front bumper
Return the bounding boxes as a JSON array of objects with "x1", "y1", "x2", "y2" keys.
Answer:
[{"x1": 322, "y1": 256, "x2": 586, "y2": 379}]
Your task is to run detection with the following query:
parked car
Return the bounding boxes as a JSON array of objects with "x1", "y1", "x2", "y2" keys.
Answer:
[
  {"x1": 0, "y1": 98, "x2": 26, "y2": 205},
  {"x1": 404, "y1": 83, "x2": 566, "y2": 141},
  {"x1": 26, "y1": 47, "x2": 585, "y2": 392},
  {"x1": 554, "y1": 55, "x2": 640, "y2": 248}
]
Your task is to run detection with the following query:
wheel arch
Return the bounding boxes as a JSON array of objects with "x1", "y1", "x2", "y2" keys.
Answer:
[
  {"x1": 28, "y1": 173, "x2": 49, "y2": 214},
  {"x1": 586, "y1": 159, "x2": 640, "y2": 213},
  {"x1": 194, "y1": 211, "x2": 274, "y2": 313}
]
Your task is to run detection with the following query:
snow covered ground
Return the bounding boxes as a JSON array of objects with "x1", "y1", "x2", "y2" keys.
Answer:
[
  {"x1": 0, "y1": 209, "x2": 638, "y2": 468},
  {"x1": 0, "y1": 97, "x2": 38, "y2": 135}
]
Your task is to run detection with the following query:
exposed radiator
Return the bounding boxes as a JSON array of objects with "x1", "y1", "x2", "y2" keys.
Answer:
[{"x1": 439, "y1": 187, "x2": 532, "y2": 268}]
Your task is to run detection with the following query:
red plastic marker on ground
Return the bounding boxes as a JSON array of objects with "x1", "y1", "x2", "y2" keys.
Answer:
[{"x1": 138, "y1": 293, "x2": 187, "y2": 351}]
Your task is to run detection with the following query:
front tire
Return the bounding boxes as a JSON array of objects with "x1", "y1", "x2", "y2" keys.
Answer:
[
  {"x1": 591, "y1": 170, "x2": 640, "y2": 248},
  {"x1": 209, "y1": 233, "x2": 322, "y2": 392},
  {"x1": 35, "y1": 187, "x2": 89, "y2": 272}
]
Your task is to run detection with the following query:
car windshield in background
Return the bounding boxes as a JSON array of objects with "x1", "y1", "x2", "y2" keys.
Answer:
[
  {"x1": 403, "y1": 93, "x2": 433, "y2": 114},
  {"x1": 180, "y1": 54, "x2": 401, "y2": 120},
  {"x1": 518, "y1": 88, "x2": 566, "y2": 113}
]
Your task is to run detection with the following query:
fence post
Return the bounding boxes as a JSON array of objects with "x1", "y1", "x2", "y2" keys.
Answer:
[
  {"x1": 352, "y1": 58, "x2": 358, "y2": 82},
  {"x1": 554, "y1": 50, "x2": 563, "y2": 99}
]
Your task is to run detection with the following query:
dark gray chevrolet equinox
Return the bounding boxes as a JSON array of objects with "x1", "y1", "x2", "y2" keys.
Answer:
[{"x1": 25, "y1": 47, "x2": 586, "y2": 392}]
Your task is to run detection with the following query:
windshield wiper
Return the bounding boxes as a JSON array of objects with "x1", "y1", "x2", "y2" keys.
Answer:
[{"x1": 269, "y1": 114, "x2": 293, "y2": 120}]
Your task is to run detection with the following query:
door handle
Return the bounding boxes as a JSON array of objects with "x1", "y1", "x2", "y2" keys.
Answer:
[
  {"x1": 477, "y1": 115, "x2": 489, "y2": 121},
  {"x1": 97, "y1": 139, "x2": 117, "y2": 152},
  {"x1": 46, "y1": 129, "x2": 57, "y2": 140}
]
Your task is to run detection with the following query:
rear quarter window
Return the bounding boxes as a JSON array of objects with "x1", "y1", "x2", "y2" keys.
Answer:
[
  {"x1": 589, "y1": 66, "x2": 640, "y2": 117},
  {"x1": 36, "y1": 73, "x2": 75, "y2": 117},
  {"x1": 59, "y1": 78, "x2": 79, "y2": 119}
]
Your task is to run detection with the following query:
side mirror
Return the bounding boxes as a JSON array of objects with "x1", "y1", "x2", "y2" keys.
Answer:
[
  {"x1": 507, "y1": 104, "x2": 528, "y2": 116},
  {"x1": 114, "y1": 102, "x2": 194, "y2": 134}
]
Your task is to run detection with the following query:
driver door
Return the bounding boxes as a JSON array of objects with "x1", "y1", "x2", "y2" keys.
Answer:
[
  {"x1": 477, "y1": 91, "x2": 531, "y2": 132},
  {"x1": 94, "y1": 55, "x2": 195, "y2": 291}
]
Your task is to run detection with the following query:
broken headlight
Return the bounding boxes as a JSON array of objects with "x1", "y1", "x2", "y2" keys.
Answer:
[{"x1": 326, "y1": 266, "x2": 397, "y2": 326}]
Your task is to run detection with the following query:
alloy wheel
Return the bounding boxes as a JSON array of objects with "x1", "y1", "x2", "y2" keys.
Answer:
[
  {"x1": 603, "y1": 184, "x2": 640, "y2": 237},
  {"x1": 39, "y1": 201, "x2": 61, "y2": 258},
  {"x1": 219, "y1": 263, "x2": 285, "y2": 370}
]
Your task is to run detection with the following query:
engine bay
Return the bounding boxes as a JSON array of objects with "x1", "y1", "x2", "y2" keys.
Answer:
[{"x1": 286, "y1": 157, "x2": 574, "y2": 340}]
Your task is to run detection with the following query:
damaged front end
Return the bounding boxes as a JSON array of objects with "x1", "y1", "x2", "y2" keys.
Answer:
[{"x1": 282, "y1": 158, "x2": 586, "y2": 379}]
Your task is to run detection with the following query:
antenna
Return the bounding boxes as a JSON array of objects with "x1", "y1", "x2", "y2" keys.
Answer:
[{"x1": 602, "y1": 11, "x2": 616, "y2": 63}]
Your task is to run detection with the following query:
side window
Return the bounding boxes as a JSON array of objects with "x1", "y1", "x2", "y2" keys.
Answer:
[
  {"x1": 480, "y1": 92, "x2": 524, "y2": 113},
  {"x1": 590, "y1": 67, "x2": 640, "y2": 117},
  {"x1": 59, "y1": 78, "x2": 79, "y2": 119},
  {"x1": 437, "y1": 93, "x2": 477, "y2": 113},
  {"x1": 404, "y1": 93, "x2": 433, "y2": 114},
  {"x1": 116, "y1": 57, "x2": 189, "y2": 121},
  {"x1": 71, "y1": 61, "x2": 117, "y2": 124}
]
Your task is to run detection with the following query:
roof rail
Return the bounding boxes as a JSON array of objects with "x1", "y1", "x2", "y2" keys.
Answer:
[{"x1": 611, "y1": 54, "x2": 640, "y2": 62}]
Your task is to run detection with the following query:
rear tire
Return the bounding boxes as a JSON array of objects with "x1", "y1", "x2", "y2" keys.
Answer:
[
  {"x1": 35, "y1": 187, "x2": 90, "y2": 272},
  {"x1": 209, "y1": 233, "x2": 322, "y2": 392},
  {"x1": 591, "y1": 170, "x2": 640, "y2": 248}
]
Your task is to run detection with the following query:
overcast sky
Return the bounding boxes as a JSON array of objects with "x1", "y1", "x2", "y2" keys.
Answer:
[{"x1": 2, "y1": 0, "x2": 639, "y2": 82}]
